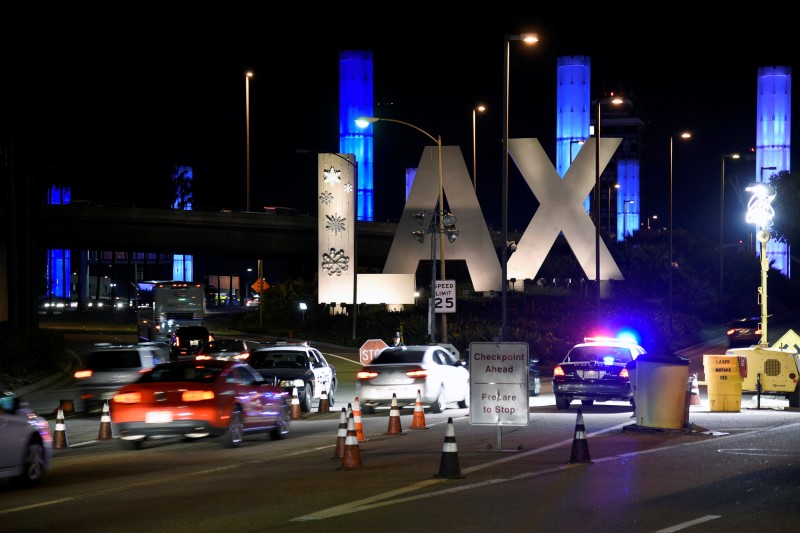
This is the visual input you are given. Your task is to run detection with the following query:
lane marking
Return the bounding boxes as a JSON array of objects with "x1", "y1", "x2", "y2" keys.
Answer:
[{"x1": 655, "y1": 515, "x2": 722, "y2": 532}]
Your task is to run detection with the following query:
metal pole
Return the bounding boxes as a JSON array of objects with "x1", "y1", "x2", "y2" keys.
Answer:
[
  {"x1": 430, "y1": 218, "x2": 436, "y2": 344},
  {"x1": 760, "y1": 237, "x2": 769, "y2": 345},
  {"x1": 595, "y1": 99, "x2": 601, "y2": 327},
  {"x1": 245, "y1": 72, "x2": 252, "y2": 212},
  {"x1": 669, "y1": 136, "x2": 673, "y2": 337},
  {"x1": 501, "y1": 35, "x2": 510, "y2": 342},
  {"x1": 437, "y1": 136, "x2": 447, "y2": 344},
  {"x1": 472, "y1": 108, "x2": 477, "y2": 192},
  {"x1": 720, "y1": 156, "x2": 725, "y2": 325}
]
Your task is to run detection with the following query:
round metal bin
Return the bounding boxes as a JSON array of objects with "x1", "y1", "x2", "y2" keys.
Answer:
[{"x1": 635, "y1": 353, "x2": 690, "y2": 429}]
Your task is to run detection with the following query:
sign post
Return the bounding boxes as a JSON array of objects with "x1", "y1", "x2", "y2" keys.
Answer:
[
  {"x1": 359, "y1": 339, "x2": 389, "y2": 366},
  {"x1": 468, "y1": 342, "x2": 529, "y2": 451}
]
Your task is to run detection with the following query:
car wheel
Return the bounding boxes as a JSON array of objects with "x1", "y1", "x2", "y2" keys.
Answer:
[
  {"x1": 221, "y1": 409, "x2": 244, "y2": 448},
  {"x1": 119, "y1": 438, "x2": 143, "y2": 450},
  {"x1": 12, "y1": 439, "x2": 46, "y2": 487},
  {"x1": 581, "y1": 399, "x2": 594, "y2": 406},
  {"x1": 300, "y1": 383, "x2": 314, "y2": 413},
  {"x1": 326, "y1": 381, "x2": 336, "y2": 407},
  {"x1": 555, "y1": 395, "x2": 571, "y2": 410},
  {"x1": 270, "y1": 414, "x2": 290, "y2": 440},
  {"x1": 430, "y1": 387, "x2": 447, "y2": 413},
  {"x1": 787, "y1": 387, "x2": 800, "y2": 408},
  {"x1": 361, "y1": 404, "x2": 375, "y2": 415},
  {"x1": 457, "y1": 382, "x2": 470, "y2": 408}
]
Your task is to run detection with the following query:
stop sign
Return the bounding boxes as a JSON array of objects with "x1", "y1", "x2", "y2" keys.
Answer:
[{"x1": 359, "y1": 339, "x2": 389, "y2": 365}]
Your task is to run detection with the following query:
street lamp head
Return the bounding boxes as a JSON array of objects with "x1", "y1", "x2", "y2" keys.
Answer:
[
  {"x1": 475, "y1": 104, "x2": 486, "y2": 113},
  {"x1": 679, "y1": 131, "x2": 692, "y2": 140},
  {"x1": 355, "y1": 116, "x2": 378, "y2": 128},
  {"x1": 411, "y1": 230, "x2": 426, "y2": 244},
  {"x1": 245, "y1": 71, "x2": 254, "y2": 79}
]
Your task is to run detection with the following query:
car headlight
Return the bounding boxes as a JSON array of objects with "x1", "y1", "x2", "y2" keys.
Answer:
[{"x1": 278, "y1": 379, "x2": 305, "y2": 388}]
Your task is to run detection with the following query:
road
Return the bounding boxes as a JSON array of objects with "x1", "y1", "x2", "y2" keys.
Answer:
[{"x1": 3, "y1": 317, "x2": 799, "y2": 531}]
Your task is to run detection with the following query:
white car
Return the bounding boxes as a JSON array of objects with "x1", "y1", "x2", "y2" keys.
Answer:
[
  {"x1": 0, "y1": 388, "x2": 53, "y2": 487},
  {"x1": 356, "y1": 344, "x2": 470, "y2": 414}
]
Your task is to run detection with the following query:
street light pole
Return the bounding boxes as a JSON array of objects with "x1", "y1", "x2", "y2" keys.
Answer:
[
  {"x1": 355, "y1": 116, "x2": 446, "y2": 342},
  {"x1": 472, "y1": 105, "x2": 486, "y2": 192},
  {"x1": 720, "y1": 153, "x2": 740, "y2": 324},
  {"x1": 669, "y1": 131, "x2": 691, "y2": 337},
  {"x1": 245, "y1": 71, "x2": 253, "y2": 212},
  {"x1": 502, "y1": 32, "x2": 539, "y2": 342}
]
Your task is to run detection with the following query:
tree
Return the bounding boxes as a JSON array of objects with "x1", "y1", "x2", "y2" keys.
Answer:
[{"x1": 768, "y1": 170, "x2": 800, "y2": 249}]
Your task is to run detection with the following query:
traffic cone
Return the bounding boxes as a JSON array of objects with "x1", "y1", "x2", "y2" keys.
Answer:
[
  {"x1": 98, "y1": 400, "x2": 113, "y2": 440},
  {"x1": 346, "y1": 402, "x2": 353, "y2": 419},
  {"x1": 290, "y1": 387, "x2": 302, "y2": 420},
  {"x1": 435, "y1": 417, "x2": 462, "y2": 479},
  {"x1": 318, "y1": 388, "x2": 330, "y2": 414},
  {"x1": 568, "y1": 408, "x2": 592, "y2": 464},
  {"x1": 689, "y1": 374, "x2": 701, "y2": 406},
  {"x1": 410, "y1": 389, "x2": 429, "y2": 430},
  {"x1": 340, "y1": 413, "x2": 363, "y2": 470},
  {"x1": 384, "y1": 393, "x2": 405, "y2": 435},
  {"x1": 334, "y1": 407, "x2": 348, "y2": 459},
  {"x1": 53, "y1": 407, "x2": 68, "y2": 449},
  {"x1": 353, "y1": 396, "x2": 368, "y2": 442}
]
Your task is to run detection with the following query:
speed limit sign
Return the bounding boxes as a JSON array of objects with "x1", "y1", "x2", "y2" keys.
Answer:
[{"x1": 435, "y1": 280, "x2": 456, "y2": 313}]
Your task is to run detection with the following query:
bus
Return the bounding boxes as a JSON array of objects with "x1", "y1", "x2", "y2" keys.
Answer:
[{"x1": 136, "y1": 280, "x2": 207, "y2": 343}]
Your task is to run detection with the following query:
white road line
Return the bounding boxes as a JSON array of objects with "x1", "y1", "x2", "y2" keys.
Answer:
[{"x1": 655, "y1": 515, "x2": 722, "y2": 532}]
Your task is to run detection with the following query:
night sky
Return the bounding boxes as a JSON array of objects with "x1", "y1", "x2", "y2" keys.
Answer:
[{"x1": 6, "y1": 12, "x2": 797, "y2": 246}]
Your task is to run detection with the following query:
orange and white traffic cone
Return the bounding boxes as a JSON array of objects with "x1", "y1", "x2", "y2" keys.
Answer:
[
  {"x1": 290, "y1": 387, "x2": 302, "y2": 420},
  {"x1": 334, "y1": 407, "x2": 348, "y2": 459},
  {"x1": 689, "y1": 374, "x2": 701, "y2": 406},
  {"x1": 353, "y1": 396, "x2": 368, "y2": 442},
  {"x1": 568, "y1": 408, "x2": 592, "y2": 464},
  {"x1": 384, "y1": 393, "x2": 405, "y2": 435},
  {"x1": 318, "y1": 388, "x2": 330, "y2": 414},
  {"x1": 410, "y1": 389, "x2": 429, "y2": 430},
  {"x1": 53, "y1": 407, "x2": 68, "y2": 449},
  {"x1": 340, "y1": 413, "x2": 363, "y2": 470},
  {"x1": 435, "y1": 417, "x2": 462, "y2": 479},
  {"x1": 98, "y1": 400, "x2": 113, "y2": 440}
]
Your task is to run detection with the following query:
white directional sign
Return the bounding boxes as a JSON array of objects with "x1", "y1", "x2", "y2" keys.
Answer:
[
  {"x1": 435, "y1": 279, "x2": 456, "y2": 313},
  {"x1": 468, "y1": 342, "x2": 529, "y2": 426}
]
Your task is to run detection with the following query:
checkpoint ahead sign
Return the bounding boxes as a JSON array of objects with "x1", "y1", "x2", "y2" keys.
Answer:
[{"x1": 468, "y1": 342, "x2": 529, "y2": 426}]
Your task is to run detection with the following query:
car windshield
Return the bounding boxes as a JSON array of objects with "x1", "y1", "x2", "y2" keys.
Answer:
[
  {"x1": 84, "y1": 350, "x2": 143, "y2": 370},
  {"x1": 566, "y1": 346, "x2": 633, "y2": 364},
  {"x1": 372, "y1": 349, "x2": 425, "y2": 365},
  {"x1": 248, "y1": 351, "x2": 306, "y2": 369},
  {"x1": 139, "y1": 365, "x2": 223, "y2": 383}
]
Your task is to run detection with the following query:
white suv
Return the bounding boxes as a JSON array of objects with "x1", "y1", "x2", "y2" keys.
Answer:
[{"x1": 73, "y1": 343, "x2": 169, "y2": 413}]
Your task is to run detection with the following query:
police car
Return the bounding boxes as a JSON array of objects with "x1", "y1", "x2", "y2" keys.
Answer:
[{"x1": 244, "y1": 341, "x2": 337, "y2": 412}]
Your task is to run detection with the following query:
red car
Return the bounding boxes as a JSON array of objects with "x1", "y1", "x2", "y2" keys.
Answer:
[{"x1": 111, "y1": 360, "x2": 290, "y2": 449}]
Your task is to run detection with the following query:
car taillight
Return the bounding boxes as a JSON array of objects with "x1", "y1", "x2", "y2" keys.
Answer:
[
  {"x1": 553, "y1": 366, "x2": 565, "y2": 377},
  {"x1": 233, "y1": 352, "x2": 249, "y2": 361},
  {"x1": 405, "y1": 369, "x2": 428, "y2": 378},
  {"x1": 74, "y1": 369, "x2": 93, "y2": 379},
  {"x1": 356, "y1": 370, "x2": 378, "y2": 380},
  {"x1": 195, "y1": 355, "x2": 213, "y2": 360},
  {"x1": 113, "y1": 392, "x2": 142, "y2": 404},
  {"x1": 726, "y1": 328, "x2": 736, "y2": 336},
  {"x1": 182, "y1": 390, "x2": 214, "y2": 401},
  {"x1": 620, "y1": 368, "x2": 629, "y2": 378}
]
